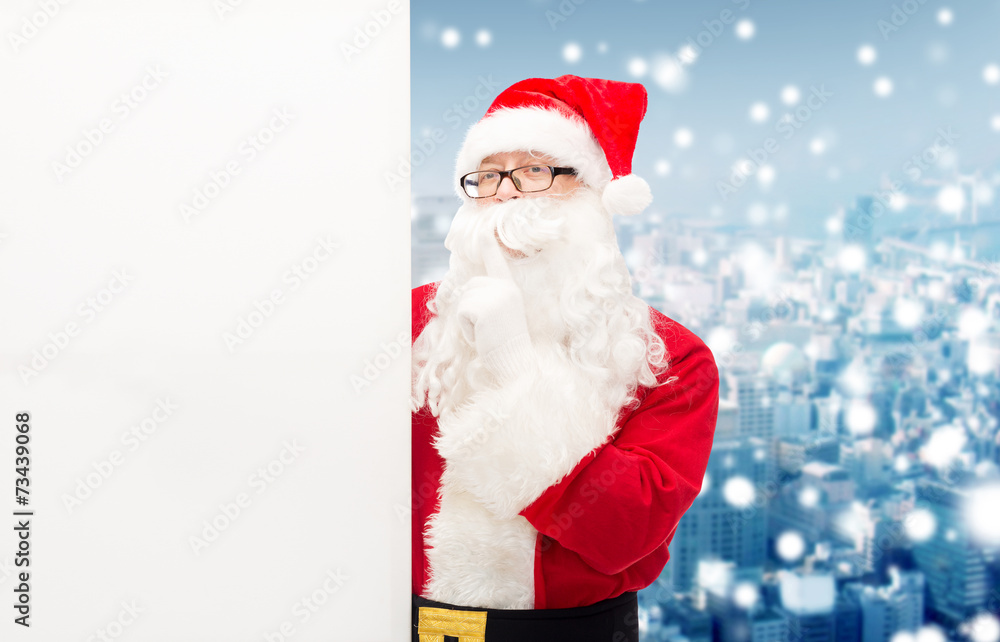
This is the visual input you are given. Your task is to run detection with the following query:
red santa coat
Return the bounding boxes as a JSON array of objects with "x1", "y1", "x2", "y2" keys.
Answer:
[{"x1": 412, "y1": 281, "x2": 719, "y2": 609}]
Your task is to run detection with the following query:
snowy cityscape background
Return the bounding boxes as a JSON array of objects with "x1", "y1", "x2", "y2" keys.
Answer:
[{"x1": 411, "y1": 2, "x2": 1000, "y2": 641}]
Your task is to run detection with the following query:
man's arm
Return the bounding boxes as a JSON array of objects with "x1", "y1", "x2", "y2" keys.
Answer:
[
  {"x1": 518, "y1": 340, "x2": 718, "y2": 575},
  {"x1": 433, "y1": 323, "x2": 719, "y2": 577}
]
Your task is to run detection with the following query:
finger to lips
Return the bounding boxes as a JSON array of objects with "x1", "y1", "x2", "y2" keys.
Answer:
[{"x1": 481, "y1": 228, "x2": 515, "y2": 281}]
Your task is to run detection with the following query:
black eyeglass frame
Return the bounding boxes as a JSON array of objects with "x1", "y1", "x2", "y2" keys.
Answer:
[{"x1": 459, "y1": 165, "x2": 578, "y2": 198}]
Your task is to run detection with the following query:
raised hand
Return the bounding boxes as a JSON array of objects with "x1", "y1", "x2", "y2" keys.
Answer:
[{"x1": 454, "y1": 232, "x2": 536, "y2": 381}]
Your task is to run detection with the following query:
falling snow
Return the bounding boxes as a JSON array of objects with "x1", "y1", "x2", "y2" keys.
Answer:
[
  {"x1": 874, "y1": 76, "x2": 893, "y2": 97},
  {"x1": 440, "y1": 27, "x2": 460, "y2": 49}
]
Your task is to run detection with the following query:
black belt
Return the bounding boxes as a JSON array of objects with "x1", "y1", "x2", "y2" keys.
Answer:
[{"x1": 412, "y1": 591, "x2": 638, "y2": 642}]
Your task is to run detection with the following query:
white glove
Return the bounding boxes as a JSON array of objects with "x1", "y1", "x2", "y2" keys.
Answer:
[{"x1": 455, "y1": 233, "x2": 538, "y2": 382}]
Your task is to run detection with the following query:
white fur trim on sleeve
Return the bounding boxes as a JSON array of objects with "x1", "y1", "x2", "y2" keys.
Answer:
[{"x1": 433, "y1": 352, "x2": 620, "y2": 521}]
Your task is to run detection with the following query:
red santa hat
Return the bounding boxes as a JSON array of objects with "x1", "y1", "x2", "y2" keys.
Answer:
[{"x1": 454, "y1": 75, "x2": 653, "y2": 216}]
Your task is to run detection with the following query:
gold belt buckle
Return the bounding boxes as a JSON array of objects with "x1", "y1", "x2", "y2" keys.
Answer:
[{"x1": 417, "y1": 605, "x2": 488, "y2": 642}]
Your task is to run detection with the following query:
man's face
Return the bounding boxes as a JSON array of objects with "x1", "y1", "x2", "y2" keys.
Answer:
[{"x1": 474, "y1": 151, "x2": 582, "y2": 259}]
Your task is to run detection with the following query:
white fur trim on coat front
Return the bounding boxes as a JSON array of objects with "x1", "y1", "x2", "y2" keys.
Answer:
[
  {"x1": 423, "y1": 347, "x2": 622, "y2": 607},
  {"x1": 434, "y1": 349, "x2": 620, "y2": 519},
  {"x1": 453, "y1": 106, "x2": 612, "y2": 203},
  {"x1": 424, "y1": 349, "x2": 621, "y2": 608},
  {"x1": 423, "y1": 484, "x2": 537, "y2": 609}
]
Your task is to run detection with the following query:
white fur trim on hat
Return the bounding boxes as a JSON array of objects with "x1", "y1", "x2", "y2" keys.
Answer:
[
  {"x1": 454, "y1": 106, "x2": 611, "y2": 203},
  {"x1": 602, "y1": 173, "x2": 652, "y2": 216}
]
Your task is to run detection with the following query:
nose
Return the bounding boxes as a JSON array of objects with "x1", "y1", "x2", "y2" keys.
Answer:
[{"x1": 492, "y1": 174, "x2": 520, "y2": 202}]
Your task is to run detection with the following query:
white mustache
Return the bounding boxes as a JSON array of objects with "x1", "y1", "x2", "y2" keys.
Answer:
[{"x1": 488, "y1": 198, "x2": 568, "y2": 253}]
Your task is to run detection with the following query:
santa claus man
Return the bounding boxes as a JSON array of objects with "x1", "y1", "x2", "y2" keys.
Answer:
[{"x1": 411, "y1": 75, "x2": 719, "y2": 641}]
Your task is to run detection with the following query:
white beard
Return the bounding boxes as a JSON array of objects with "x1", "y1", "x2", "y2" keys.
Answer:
[
  {"x1": 413, "y1": 187, "x2": 666, "y2": 419},
  {"x1": 412, "y1": 187, "x2": 671, "y2": 608}
]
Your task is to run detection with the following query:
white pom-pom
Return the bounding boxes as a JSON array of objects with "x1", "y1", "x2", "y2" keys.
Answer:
[{"x1": 601, "y1": 174, "x2": 652, "y2": 216}]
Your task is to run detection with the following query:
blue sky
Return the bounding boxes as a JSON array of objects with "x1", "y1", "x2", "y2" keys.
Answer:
[{"x1": 411, "y1": 0, "x2": 1000, "y2": 237}]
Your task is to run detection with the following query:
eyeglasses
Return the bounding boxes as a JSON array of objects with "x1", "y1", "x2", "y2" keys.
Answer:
[{"x1": 460, "y1": 164, "x2": 577, "y2": 198}]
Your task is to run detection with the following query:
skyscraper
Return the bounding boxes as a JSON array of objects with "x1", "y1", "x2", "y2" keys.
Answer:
[
  {"x1": 725, "y1": 371, "x2": 778, "y2": 440},
  {"x1": 666, "y1": 438, "x2": 771, "y2": 592},
  {"x1": 911, "y1": 480, "x2": 990, "y2": 626},
  {"x1": 842, "y1": 568, "x2": 924, "y2": 642},
  {"x1": 776, "y1": 571, "x2": 837, "y2": 642}
]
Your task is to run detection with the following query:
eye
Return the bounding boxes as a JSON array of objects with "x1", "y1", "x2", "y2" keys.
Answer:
[{"x1": 481, "y1": 171, "x2": 499, "y2": 181}]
